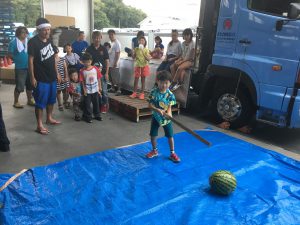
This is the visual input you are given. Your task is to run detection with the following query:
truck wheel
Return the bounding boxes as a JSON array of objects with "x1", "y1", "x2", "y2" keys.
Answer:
[{"x1": 210, "y1": 84, "x2": 255, "y2": 128}]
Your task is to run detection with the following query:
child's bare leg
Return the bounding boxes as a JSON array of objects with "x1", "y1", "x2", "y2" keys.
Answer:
[
  {"x1": 168, "y1": 136, "x2": 180, "y2": 162},
  {"x1": 178, "y1": 62, "x2": 192, "y2": 83},
  {"x1": 168, "y1": 137, "x2": 175, "y2": 153},
  {"x1": 147, "y1": 119, "x2": 159, "y2": 158},
  {"x1": 141, "y1": 77, "x2": 145, "y2": 93},
  {"x1": 170, "y1": 64, "x2": 177, "y2": 81},
  {"x1": 151, "y1": 136, "x2": 157, "y2": 150},
  {"x1": 62, "y1": 89, "x2": 69, "y2": 104},
  {"x1": 146, "y1": 135, "x2": 159, "y2": 158},
  {"x1": 57, "y1": 90, "x2": 62, "y2": 106},
  {"x1": 179, "y1": 69, "x2": 186, "y2": 84},
  {"x1": 133, "y1": 77, "x2": 139, "y2": 92},
  {"x1": 173, "y1": 69, "x2": 180, "y2": 83},
  {"x1": 62, "y1": 89, "x2": 70, "y2": 108}
]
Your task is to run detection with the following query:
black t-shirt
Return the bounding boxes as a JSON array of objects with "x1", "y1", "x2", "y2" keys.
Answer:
[
  {"x1": 86, "y1": 44, "x2": 109, "y2": 74},
  {"x1": 28, "y1": 35, "x2": 57, "y2": 83}
]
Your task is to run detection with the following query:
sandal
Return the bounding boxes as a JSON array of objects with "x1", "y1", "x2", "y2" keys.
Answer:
[
  {"x1": 237, "y1": 126, "x2": 252, "y2": 134},
  {"x1": 13, "y1": 102, "x2": 24, "y2": 109},
  {"x1": 217, "y1": 121, "x2": 230, "y2": 129},
  {"x1": 27, "y1": 99, "x2": 35, "y2": 106},
  {"x1": 58, "y1": 105, "x2": 64, "y2": 111},
  {"x1": 35, "y1": 128, "x2": 50, "y2": 135},
  {"x1": 46, "y1": 120, "x2": 62, "y2": 125},
  {"x1": 64, "y1": 102, "x2": 71, "y2": 109}
]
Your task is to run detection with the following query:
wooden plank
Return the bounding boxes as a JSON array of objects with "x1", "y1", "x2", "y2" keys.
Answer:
[
  {"x1": 109, "y1": 96, "x2": 149, "y2": 109},
  {"x1": 109, "y1": 95, "x2": 180, "y2": 122},
  {"x1": 110, "y1": 96, "x2": 148, "y2": 105}
]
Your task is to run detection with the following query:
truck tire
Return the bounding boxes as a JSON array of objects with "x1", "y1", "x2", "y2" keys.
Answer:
[{"x1": 210, "y1": 83, "x2": 255, "y2": 128}]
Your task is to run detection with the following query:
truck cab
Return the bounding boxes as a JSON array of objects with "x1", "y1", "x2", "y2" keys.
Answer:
[{"x1": 194, "y1": 0, "x2": 300, "y2": 128}]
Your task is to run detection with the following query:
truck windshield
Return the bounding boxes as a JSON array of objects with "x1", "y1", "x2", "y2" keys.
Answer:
[{"x1": 248, "y1": 0, "x2": 300, "y2": 17}]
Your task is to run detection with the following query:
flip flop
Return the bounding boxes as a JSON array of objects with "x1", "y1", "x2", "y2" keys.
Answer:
[
  {"x1": 64, "y1": 102, "x2": 71, "y2": 109},
  {"x1": 58, "y1": 105, "x2": 64, "y2": 111},
  {"x1": 217, "y1": 121, "x2": 230, "y2": 129},
  {"x1": 46, "y1": 120, "x2": 62, "y2": 125},
  {"x1": 35, "y1": 128, "x2": 50, "y2": 135},
  {"x1": 237, "y1": 126, "x2": 252, "y2": 134},
  {"x1": 13, "y1": 103, "x2": 24, "y2": 109}
]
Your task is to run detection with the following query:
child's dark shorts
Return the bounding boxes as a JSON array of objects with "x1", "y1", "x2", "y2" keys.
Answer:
[{"x1": 150, "y1": 117, "x2": 173, "y2": 138}]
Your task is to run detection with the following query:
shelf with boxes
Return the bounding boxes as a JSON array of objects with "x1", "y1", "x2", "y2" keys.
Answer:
[
  {"x1": 0, "y1": 0, "x2": 15, "y2": 83},
  {"x1": 0, "y1": 0, "x2": 15, "y2": 57}
]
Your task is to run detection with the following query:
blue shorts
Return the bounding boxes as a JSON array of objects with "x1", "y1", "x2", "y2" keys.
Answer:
[{"x1": 33, "y1": 81, "x2": 57, "y2": 109}]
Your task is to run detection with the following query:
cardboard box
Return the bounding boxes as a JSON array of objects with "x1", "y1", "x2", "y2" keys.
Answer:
[
  {"x1": 0, "y1": 64, "x2": 15, "y2": 84},
  {"x1": 45, "y1": 14, "x2": 75, "y2": 28}
]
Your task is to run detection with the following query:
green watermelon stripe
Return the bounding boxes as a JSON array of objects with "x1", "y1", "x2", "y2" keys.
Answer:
[
  {"x1": 214, "y1": 177, "x2": 236, "y2": 186},
  {"x1": 213, "y1": 182, "x2": 230, "y2": 194},
  {"x1": 213, "y1": 184, "x2": 228, "y2": 195},
  {"x1": 210, "y1": 171, "x2": 237, "y2": 195}
]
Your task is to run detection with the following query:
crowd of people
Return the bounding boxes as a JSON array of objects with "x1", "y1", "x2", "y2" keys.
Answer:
[{"x1": 0, "y1": 17, "x2": 195, "y2": 161}]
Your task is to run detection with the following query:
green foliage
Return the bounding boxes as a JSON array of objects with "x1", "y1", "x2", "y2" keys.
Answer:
[
  {"x1": 94, "y1": 0, "x2": 147, "y2": 29},
  {"x1": 10, "y1": 0, "x2": 146, "y2": 29},
  {"x1": 12, "y1": 0, "x2": 41, "y2": 27},
  {"x1": 94, "y1": 0, "x2": 111, "y2": 28}
]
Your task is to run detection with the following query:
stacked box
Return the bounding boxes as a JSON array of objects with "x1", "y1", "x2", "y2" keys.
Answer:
[{"x1": 0, "y1": 0, "x2": 15, "y2": 57}]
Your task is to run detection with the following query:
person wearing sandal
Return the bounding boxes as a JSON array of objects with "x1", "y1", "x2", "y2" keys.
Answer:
[
  {"x1": 8, "y1": 26, "x2": 35, "y2": 109},
  {"x1": 28, "y1": 18, "x2": 62, "y2": 135}
]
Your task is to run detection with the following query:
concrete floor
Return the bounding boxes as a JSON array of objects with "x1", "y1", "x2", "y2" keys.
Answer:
[{"x1": 0, "y1": 83, "x2": 299, "y2": 174}]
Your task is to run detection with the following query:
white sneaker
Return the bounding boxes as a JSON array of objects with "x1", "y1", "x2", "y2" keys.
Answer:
[{"x1": 171, "y1": 83, "x2": 182, "y2": 91}]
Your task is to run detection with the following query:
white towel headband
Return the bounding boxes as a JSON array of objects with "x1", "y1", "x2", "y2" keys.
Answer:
[{"x1": 37, "y1": 23, "x2": 51, "y2": 30}]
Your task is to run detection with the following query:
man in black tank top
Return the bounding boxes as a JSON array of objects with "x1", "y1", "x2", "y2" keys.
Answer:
[{"x1": 28, "y1": 18, "x2": 62, "y2": 135}]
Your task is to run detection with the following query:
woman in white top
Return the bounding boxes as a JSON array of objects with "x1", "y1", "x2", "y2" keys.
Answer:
[
  {"x1": 157, "y1": 29, "x2": 182, "y2": 73},
  {"x1": 170, "y1": 28, "x2": 195, "y2": 91}
]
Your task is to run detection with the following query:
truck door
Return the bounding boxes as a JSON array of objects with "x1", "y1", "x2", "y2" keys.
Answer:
[{"x1": 236, "y1": 0, "x2": 300, "y2": 111}]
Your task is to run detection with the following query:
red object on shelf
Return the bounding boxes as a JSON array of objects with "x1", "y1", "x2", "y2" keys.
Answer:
[
  {"x1": 3, "y1": 56, "x2": 8, "y2": 67},
  {"x1": 7, "y1": 56, "x2": 12, "y2": 65},
  {"x1": 0, "y1": 58, "x2": 4, "y2": 68}
]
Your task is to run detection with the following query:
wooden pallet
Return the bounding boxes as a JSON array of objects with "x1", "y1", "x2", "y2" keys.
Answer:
[{"x1": 109, "y1": 95, "x2": 180, "y2": 122}]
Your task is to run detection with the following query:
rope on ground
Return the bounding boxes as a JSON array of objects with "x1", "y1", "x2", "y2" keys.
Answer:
[{"x1": 0, "y1": 169, "x2": 28, "y2": 192}]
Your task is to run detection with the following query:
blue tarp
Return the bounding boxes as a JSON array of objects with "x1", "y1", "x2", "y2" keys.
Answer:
[{"x1": 0, "y1": 130, "x2": 299, "y2": 225}]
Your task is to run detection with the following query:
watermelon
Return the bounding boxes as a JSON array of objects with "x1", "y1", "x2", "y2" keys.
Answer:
[{"x1": 209, "y1": 170, "x2": 237, "y2": 195}]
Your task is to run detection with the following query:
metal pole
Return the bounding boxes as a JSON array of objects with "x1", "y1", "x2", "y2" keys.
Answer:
[
  {"x1": 67, "y1": 0, "x2": 69, "y2": 16},
  {"x1": 194, "y1": 0, "x2": 206, "y2": 70},
  {"x1": 89, "y1": 0, "x2": 94, "y2": 43},
  {"x1": 40, "y1": 0, "x2": 45, "y2": 17}
]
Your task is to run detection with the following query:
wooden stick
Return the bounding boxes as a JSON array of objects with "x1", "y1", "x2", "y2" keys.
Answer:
[
  {"x1": 0, "y1": 169, "x2": 28, "y2": 192},
  {"x1": 165, "y1": 115, "x2": 212, "y2": 146}
]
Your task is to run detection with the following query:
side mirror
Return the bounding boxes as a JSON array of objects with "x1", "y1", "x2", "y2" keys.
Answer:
[
  {"x1": 276, "y1": 20, "x2": 284, "y2": 31},
  {"x1": 276, "y1": 3, "x2": 300, "y2": 31},
  {"x1": 288, "y1": 3, "x2": 300, "y2": 19}
]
